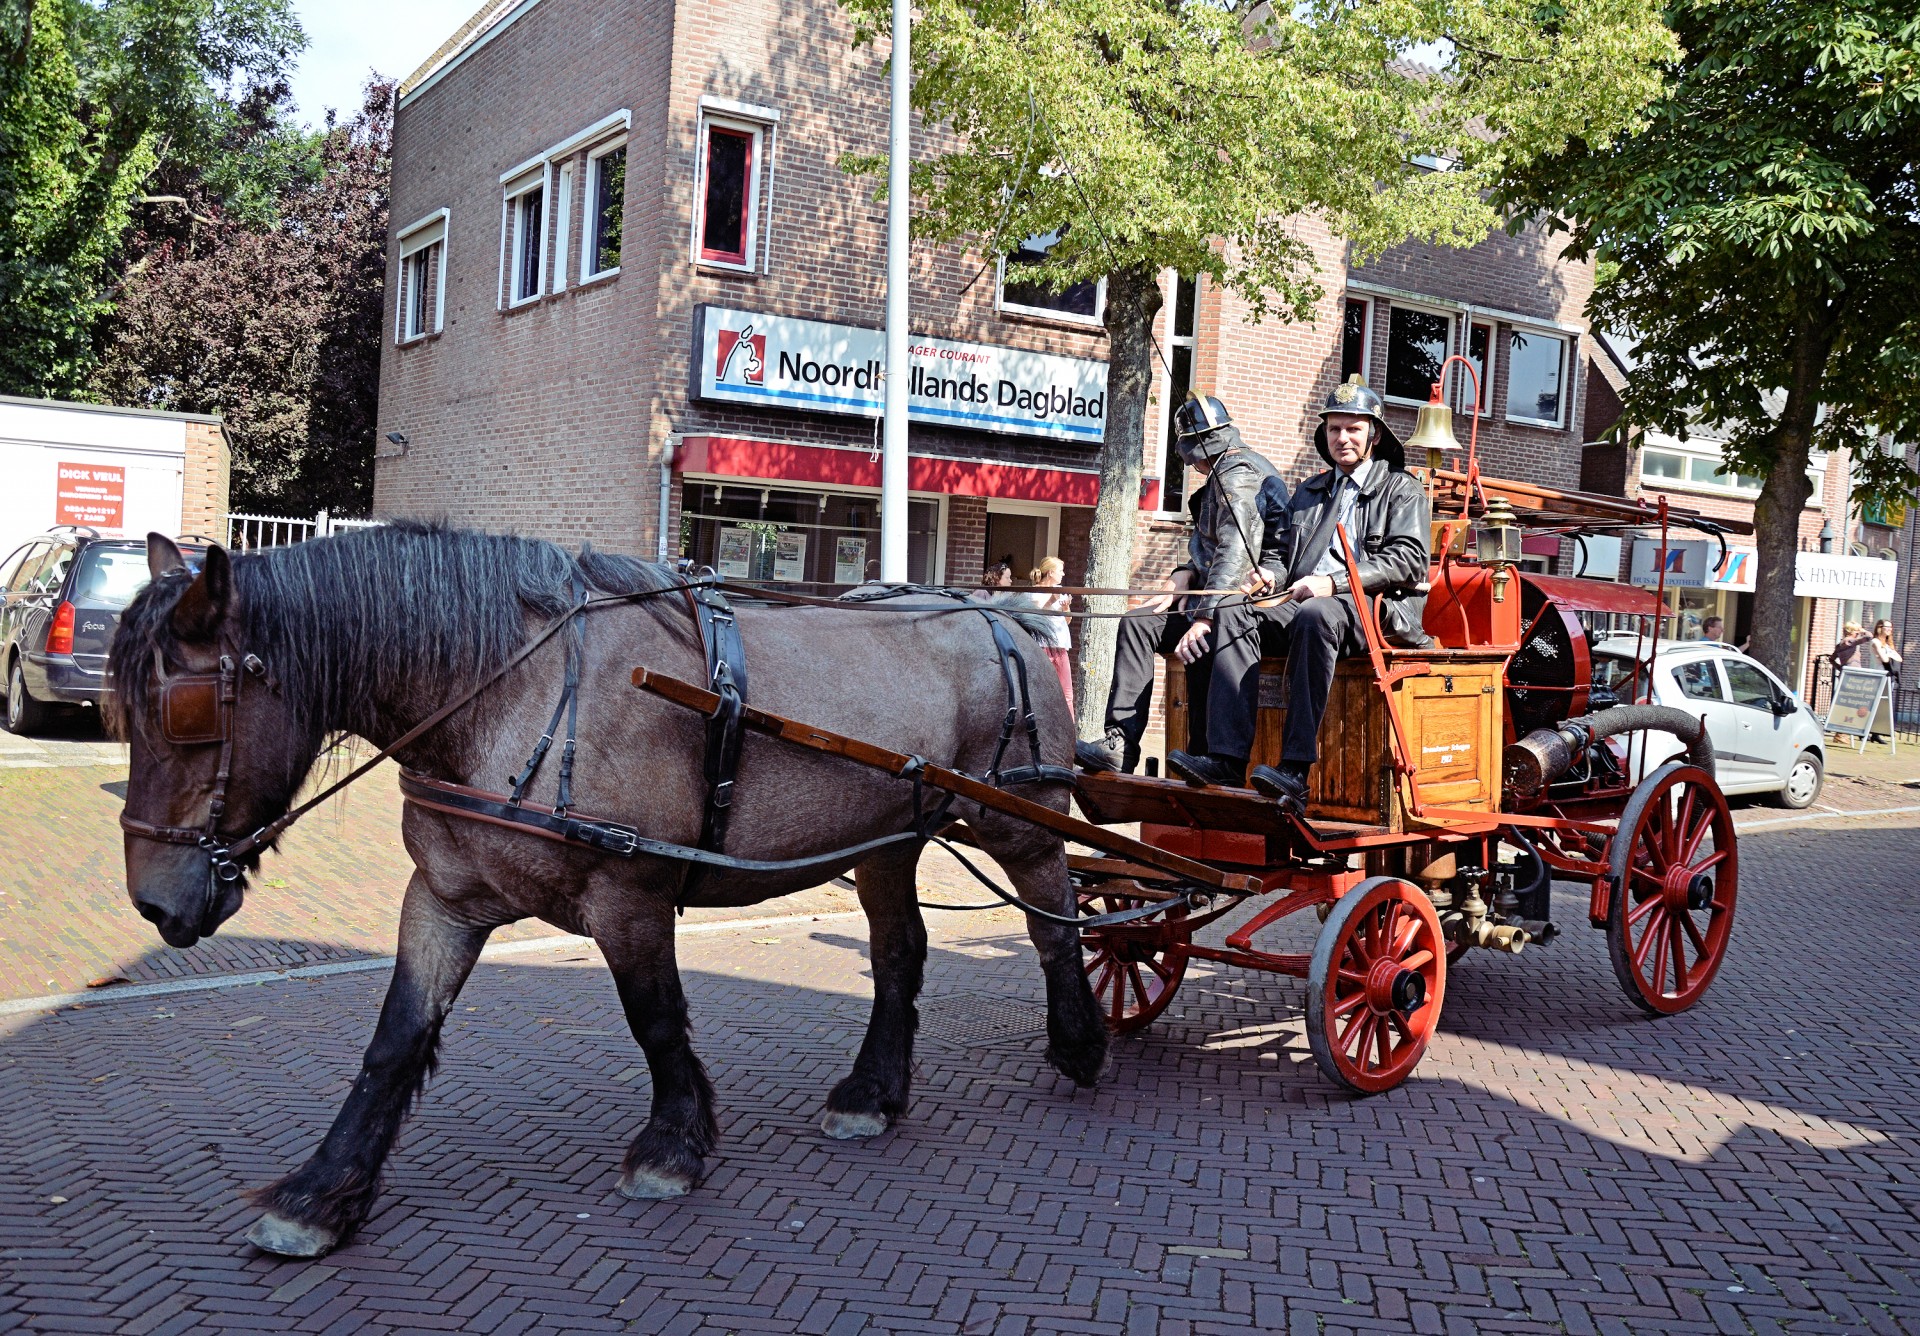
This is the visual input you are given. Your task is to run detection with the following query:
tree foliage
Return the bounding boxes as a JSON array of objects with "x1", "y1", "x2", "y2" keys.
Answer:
[
  {"x1": 91, "y1": 81, "x2": 392, "y2": 515},
  {"x1": 837, "y1": 0, "x2": 1676, "y2": 731},
  {"x1": 0, "y1": 0, "x2": 304, "y2": 397},
  {"x1": 1498, "y1": 0, "x2": 1920, "y2": 675}
]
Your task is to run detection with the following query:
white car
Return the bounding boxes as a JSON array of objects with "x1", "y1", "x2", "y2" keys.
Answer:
[{"x1": 1589, "y1": 637, "x2": 1827, "y2": 808}]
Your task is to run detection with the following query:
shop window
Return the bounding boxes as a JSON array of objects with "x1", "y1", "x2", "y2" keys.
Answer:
[
  {"x1": 395, "y1": 209, "x2": 447, "y2": 342},
  {"x1": 680, "y1": 482, "x2": 940, "y2": 585},
  {"x1": 998, "y1": 229, "x2": 1105, "y2": 325},
  {"x1": 697, "y1": 118, "x2": 763, "y2": 269},
  {"x1": 504, "y1": 175, "x2": 545, "y2": 305},
  {"x1": 587, "y1": 142, "x2": 626, "y2": 277},
  {"x1": 1340, "y1": 298, "x2": 1371, "y2": 382},
  {"x1": 1159, "y1": 273, "x2": 1199, "y2": 513},
  {"x1": 1384, "y1": 306, "x2": 1454, "y2": 402},
  {"x1": 1504, "y1": 328, "x2": 1567, "y2": 426}
]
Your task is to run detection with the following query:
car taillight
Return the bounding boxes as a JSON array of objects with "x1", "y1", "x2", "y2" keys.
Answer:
[{"x1": 48, "y1": 602, "x2": 75, "y2": 655}]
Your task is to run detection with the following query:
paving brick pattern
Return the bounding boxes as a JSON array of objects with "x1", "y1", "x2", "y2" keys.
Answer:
[{"x1": 1, "y1": 817, "x2": 1916, "y2": 1334}]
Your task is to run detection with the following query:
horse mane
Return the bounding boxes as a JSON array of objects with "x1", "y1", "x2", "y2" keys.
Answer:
[{"x1": 109, "y1": 520, "x2": 677, "y2": 742}]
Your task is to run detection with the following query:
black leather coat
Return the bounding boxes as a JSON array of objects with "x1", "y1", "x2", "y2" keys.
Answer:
[
  {"x1": 1174, "y1": 430, "x2": 1291, "y2": 616},
  {"x1": 1267, "y1": 457, "x2": 1432, "y2": 647}
]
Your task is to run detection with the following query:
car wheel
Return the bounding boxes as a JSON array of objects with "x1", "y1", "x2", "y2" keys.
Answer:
[
  {"x1": 1773, "y1": 750, "x2": 1824, "y2": 809},
  {"x1": 6, "y1": 658, "x2": 53, "y2": 736}
]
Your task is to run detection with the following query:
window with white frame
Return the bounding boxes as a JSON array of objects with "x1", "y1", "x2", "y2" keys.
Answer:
[
  {"x1": 696, "y1": 117, "x2": 764, "y2": 268},
  {"x1": 997, "y1": 229, "x2": 1105, "y2": 325},
  {"x1": 1455, "y1": 318, "x2": 1495, "y2": 416},
  {"x1": 1504, "y1": 327, "x2": 1568, "y2": 426},
  {"x1": 1340, "y1": 297, "x2": 1371, "y2": 382},
  {"x1": 1384, "y1": 304, "x2": 1455, "y2": 402},
  {"x1": 586, "y1": 140, "x2": 626, "y2": 278},
  {"x1": 550, "y1": 160, "x2": 574, "y2": 294},
  {"x1": 503, "y1": 174, "x2": 545, "y2": 305},
  {"x1": 1640, "y1": 436, "x2": 1828, "y2": 497},
  {"x1": 395, "y1": 209, "x2": 447, "y2": 343},
  {"x1": 1158, "y1": 273, "x2": 1199, "y2": 514}
]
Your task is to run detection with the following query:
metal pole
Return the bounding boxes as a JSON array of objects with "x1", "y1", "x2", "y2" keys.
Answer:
[{"x1": 879, "y1": 0, "x2": 911, "y2": 583}]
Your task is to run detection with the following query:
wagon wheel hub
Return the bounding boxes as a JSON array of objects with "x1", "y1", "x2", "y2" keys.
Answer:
[
  {"x1": 1660, "y1": 863, "x2": 1713, "y2": 912},
  {"x1": 1364, "y1": 958, "x2": 1427, "y2": 1016}
]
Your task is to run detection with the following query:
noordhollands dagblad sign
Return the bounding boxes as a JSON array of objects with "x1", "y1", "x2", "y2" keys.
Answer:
[{"x1": 693, "y1": 304, "x2": 1107, "y2": 443}]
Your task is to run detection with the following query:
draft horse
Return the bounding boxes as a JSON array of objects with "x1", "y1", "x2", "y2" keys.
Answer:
[{"x1": 110, "y1": 524, "x2": 1107, "y2": 1258}]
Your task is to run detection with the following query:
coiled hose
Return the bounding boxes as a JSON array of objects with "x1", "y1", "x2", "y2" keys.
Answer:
[{"x1": 1504, "y1": 705, "x2": 1715, "y2": 797}]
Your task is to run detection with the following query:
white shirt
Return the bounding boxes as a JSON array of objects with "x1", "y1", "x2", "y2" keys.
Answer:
[{"x1": 1310, "y1": 470, "x2": 1365, "y2": 578}]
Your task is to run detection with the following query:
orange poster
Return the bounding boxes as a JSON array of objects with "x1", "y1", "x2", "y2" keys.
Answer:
[{"x1": 55, "y1": 462, "x2": 125, "y2": 529}]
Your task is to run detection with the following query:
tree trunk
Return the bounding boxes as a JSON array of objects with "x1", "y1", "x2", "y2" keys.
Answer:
[
  {"x1": 1746, "y1": 317, "x2": 1830, "y2": 681},
  {"x1": 1074, "y1": 265, "x2": 1164, "y2": 739}
]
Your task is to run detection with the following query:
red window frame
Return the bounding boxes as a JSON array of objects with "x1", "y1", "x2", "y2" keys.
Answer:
[{"x1": 699, "y1": 123, "x2": 756, "y2": 266}]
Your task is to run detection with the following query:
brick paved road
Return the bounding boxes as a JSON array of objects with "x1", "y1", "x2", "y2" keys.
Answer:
[{"x1": 0, "y1": 814, "x2": 1915, "y2": 1335}]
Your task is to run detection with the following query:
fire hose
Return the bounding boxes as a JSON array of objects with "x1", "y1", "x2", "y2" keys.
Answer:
[{"x1": 1503, "y1": 705, "x2": 1715, "y2": 797}]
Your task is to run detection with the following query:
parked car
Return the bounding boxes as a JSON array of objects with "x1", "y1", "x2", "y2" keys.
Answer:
[
  {"x1": 0, "y1": 528, "x2": 206, "y2": 735},
  {"x1": 1589, "y1": 636, "x2": 1825, "y2": 808}
]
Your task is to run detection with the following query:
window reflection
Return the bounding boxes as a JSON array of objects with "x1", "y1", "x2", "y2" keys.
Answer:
[
  {"x1": 1385, "y1": 307, "x2": 1452, "y2": 400},
  {"x1": 1505, "y1": 329, "x2": 1565, "y2": 424},
  {"x1": 680, "y1": 483, "x2": 939, "y2": 585}
]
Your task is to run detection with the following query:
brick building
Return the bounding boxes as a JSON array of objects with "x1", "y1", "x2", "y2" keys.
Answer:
[{"x1": 374, "y1": 0, "x2": 1605, "y2": 619}]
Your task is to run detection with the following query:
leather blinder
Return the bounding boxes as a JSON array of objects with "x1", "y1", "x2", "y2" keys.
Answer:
[{"x1": 160, "y1": 675, "x2": 225, "y2": 746}]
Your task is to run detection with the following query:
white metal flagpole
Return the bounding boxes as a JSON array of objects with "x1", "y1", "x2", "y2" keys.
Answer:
[{"x1": 879, "y1": 0, "x2": 911, "y2": 582}]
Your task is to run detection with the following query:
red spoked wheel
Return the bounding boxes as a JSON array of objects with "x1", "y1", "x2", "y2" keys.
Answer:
[
  {"x1": 1606, "y1": 762, "x2": 1737, "y2": 1016},
  {"x1": 1078, "y1": 886, "x2": 1190, "y2": 1035},
  {"x1": 1306, "y1": 877, "x2": 1447, "y2": 1094}
]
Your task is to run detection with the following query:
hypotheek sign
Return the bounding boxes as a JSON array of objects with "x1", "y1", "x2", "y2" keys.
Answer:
[{"x1": 694, "y1": 305, "x2": 1107, "y2": 444}]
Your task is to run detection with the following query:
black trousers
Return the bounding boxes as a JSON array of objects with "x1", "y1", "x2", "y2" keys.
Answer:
[
  {"x1": 1204, "y1": 595, "x2": 1362, "y2": 764},
  {"x1": 1104, "y1": 606, "x2": 1213, "y2": 761}
]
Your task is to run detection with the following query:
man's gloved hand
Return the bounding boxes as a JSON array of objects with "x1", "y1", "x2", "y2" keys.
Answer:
[{"x1": 1175, "y1": 618, "x2": 1213, "y2": 664}]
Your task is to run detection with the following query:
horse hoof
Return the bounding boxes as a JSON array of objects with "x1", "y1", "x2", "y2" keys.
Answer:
[
  {"x1": 618, "y1": 1166, "x2": 696, "y2": 1200},
  {"x1": 1046, "y1": 1043, "x2": 1111, "y2": 1089},
  {"x1": 246, "y1": 1212, "x2": 339, "y2": 1258},
  {"x1": 820, "y1": 1109, "x2": 890, "y2": 1140}
]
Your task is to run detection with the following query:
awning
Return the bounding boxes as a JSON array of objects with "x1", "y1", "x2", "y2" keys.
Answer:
[
  {"x1": 1521, "y1": 571, "x2": 1665, "y2": 616},
  {"x1": 676, "y1": 435, "x2": 1104, "y2": 506}
]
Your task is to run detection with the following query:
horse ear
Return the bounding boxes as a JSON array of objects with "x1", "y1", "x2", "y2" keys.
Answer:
[
  {"x1": 170, "y1": 545, "x2": 233, "y2": 643},
  {"x1": 147, "y1": 533, "x2": 186, "y2": 579}
]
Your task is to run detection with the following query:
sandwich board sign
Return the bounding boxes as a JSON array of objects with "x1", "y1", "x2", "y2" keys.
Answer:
[{"x1": 1824, "y1": 667, "x2": 1895, "y2": 754}]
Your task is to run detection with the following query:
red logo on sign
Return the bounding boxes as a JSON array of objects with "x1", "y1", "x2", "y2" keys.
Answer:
[
  {"x1": 716, "y1": 325, "x2": 766, "y2": 385},
  {"x1": 55, "y1": 462, "x2": 126, "y2": 530}
]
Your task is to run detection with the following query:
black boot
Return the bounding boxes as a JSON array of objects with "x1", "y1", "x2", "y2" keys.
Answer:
[
  {"x1": 1074, "y1": 728, "x2": 1131, "y2": 774},
  {"x1": 1249, "y1": 762, "x2": 1310, "y2": 814},
  {"x1": 1167, "y1": 751, "x2": 1248, "y2": 789}
]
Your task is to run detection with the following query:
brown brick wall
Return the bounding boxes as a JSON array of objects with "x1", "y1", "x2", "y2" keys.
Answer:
[{"x1": 180, "y1": 421, "x2": 230, "y2": 541}]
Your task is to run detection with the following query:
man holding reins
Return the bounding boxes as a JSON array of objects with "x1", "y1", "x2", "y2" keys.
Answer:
[
  {"x1": 1166, "y1": 375, "x2": 1433, "y2": 811},
  {"x1": 1074, "y1": 396, "x2": 1290, "y2": 775}
]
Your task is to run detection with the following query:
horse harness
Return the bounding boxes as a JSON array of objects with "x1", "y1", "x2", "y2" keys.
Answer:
[{"x1": 123, "y1": 577, "x2": 1080, "y2": 917}]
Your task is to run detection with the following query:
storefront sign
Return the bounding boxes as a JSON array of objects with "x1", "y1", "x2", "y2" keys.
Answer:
[
  {"x1": 1793, "y1": 552, "x2": 1899, "y2": 601},
  {"x1": 55, "y1": 461, "x2": 125, "y2": 529},
  {"x1": 1570, "y1": 533, "x2": 1623, "y2": 580},
  {"x1": 694, "y1": 305, "x2": 1107, "y2": 444},
  {"x1": 1824, "y1": 667, "x2": 1893, "y2": 739},
  {"x1": 1629, "y1": 538, "x2": 1757, "y2": 591}
]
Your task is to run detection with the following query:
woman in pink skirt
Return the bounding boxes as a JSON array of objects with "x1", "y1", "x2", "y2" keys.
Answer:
[{"x1": 1021, "y1": 556, "x2": 1074, "y2": 715}]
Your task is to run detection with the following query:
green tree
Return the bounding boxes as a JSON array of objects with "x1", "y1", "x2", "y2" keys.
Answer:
[
  {"x1": 0, "y1": 0, "x2": 303, "y2": 397},
  {"x1": 838, "y1": 0, "x2": 1676, "y2": 733},
  {"x1": 1498, "y1": 0, "x2": 1920, "y2": 679}
]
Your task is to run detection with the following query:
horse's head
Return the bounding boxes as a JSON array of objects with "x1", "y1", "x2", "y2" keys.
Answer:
[{"x1": 111, "y1": 535, "x2": 307, "y2": 948}]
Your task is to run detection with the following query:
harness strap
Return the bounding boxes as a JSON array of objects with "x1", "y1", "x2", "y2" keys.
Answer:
[{"x1": 690, "y1": 584, "x2": 749, "y2": 854}]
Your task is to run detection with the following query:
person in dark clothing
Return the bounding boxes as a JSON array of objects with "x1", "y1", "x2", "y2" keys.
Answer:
[
  {"x1": 1165, "y1": 375, "x2": 1432, "y2": 802},
  {"x1": 1074, "y1": 396, "x2": 1290, "y2": 774}
]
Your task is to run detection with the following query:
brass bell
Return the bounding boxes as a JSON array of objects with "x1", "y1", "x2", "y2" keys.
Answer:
[{"x1": 1406, "y1": 381, "x2": 1462, "y2": 470}]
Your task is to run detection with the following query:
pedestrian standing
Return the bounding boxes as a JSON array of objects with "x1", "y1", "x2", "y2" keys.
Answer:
[
  {"x1": 1834, "y1": 621, "x2": 1872, "y2": 668},
  {"x1": 1870, "y1": 618, "x2": 1903, "y2": 681},
  {"x1": 1020, "y1": 556, "x2": 1075, "y2": 715}
]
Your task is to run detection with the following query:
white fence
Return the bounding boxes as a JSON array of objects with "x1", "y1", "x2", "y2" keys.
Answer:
[{"x1": 222, "y1": 510, "x2": 384, "y2": 551}]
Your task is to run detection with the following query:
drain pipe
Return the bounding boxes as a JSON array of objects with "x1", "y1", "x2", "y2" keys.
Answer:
[{"x1": 657, "y1": 438, "x2": 677, "y2": 563}]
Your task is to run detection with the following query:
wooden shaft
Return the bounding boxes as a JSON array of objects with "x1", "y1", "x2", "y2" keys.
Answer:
[{"x1": 630, "y1": 666, "x2": 1262, "y2": 894}]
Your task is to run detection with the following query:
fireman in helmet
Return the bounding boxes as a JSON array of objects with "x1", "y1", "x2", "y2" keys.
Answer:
[
  {"x1": 1166, "y1": 375, "x2": 1433, "y2": 807},
  {"x1": 1075, "y1": 395, "x2": 1290, "y2": 775}
]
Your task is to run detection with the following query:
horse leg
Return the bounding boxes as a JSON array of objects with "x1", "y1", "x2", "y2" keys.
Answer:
[
  {"x1": 971, "y1": 827, "x2": 1110, "y2": 1087},
  {"x1": 823, "y1": 842, "x2": 927, "y2": 1139},
  {"x1": 595, "y1": 896, "x2": 719, "y2": 1199},
  {"x1": 246, "y1": 874, "x2": 490, "y2": 1257}
]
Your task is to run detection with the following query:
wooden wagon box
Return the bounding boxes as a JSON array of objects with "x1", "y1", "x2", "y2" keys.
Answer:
[{"x1": 1165, "y1": 652, "x2": 1507, "y2": 829}]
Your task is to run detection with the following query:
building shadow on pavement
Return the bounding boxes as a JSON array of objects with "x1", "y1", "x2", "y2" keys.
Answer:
[{"x1": 0, "y1": 834, "x2": 1913, "y2": 1336}]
